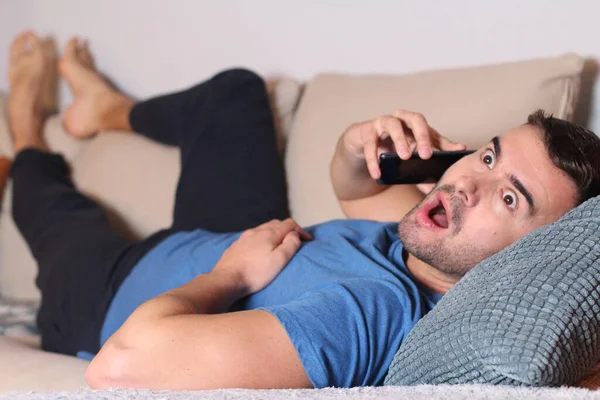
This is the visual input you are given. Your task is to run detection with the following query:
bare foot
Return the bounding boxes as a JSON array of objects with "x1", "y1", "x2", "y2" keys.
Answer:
[
  {"x1": 59, "y1": 37, "x2": 134, "y2": 138},
  {"x1": 8, "y1": 30, "x2": 49, "y2": 153}
]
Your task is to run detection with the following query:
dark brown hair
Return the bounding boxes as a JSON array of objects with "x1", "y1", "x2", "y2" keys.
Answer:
[{"x1": 527, "y1": 110, "x2": 600, "y2": 205}]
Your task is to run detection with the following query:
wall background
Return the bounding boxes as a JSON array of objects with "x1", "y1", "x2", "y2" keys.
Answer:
[{"x1": 0, "y1": 0, "x2": 598, "y2": 131}]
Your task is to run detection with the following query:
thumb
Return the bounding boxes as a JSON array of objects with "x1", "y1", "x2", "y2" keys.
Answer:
[
  {"x1": 416, "y1": 182, "x2": 436, "y2": 195},
  {"x1": 450, "y1": 142, "x2": 467, "y2": 151},
  {"x1": 438, "y1": 135, "x2": 467, "y2": 151}
]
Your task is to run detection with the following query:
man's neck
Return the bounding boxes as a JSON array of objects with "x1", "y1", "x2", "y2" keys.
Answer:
[{"x1": 405, "y1": 252, "x2": 458, "y2": 295}]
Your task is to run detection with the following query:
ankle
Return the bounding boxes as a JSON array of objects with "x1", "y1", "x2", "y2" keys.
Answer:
[
  {"x1": 9, "y1": 118, "x2": 48, "y2": 154},
  {"x1": 98, "y1": 92, "x2": 135, "y2": 132},
  {"x1": 14, "y1": 137, "x2": 48, "y2": 154},
  {"x1": 8, "y1": 98, "x2": 41, "y2": 119}
]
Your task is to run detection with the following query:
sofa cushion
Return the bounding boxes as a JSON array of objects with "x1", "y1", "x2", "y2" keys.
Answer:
[
  {"x1": 286, "y1": 54, "x2": 583, "y2": 226},
  {"x1": 385, "y1": 195, "x2": 600, "y2": 387},
  {"x1": 0, "y1": 336, "x2": 88, "y2": 393}
]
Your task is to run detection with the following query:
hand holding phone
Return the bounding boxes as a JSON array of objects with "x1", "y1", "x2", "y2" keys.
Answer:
[
  {"x1": 377, "y1": 150, "x2": 474, "y2": 185},
  {"x1": 339, "y1": 110, "x2": 467, "y2": 181}
]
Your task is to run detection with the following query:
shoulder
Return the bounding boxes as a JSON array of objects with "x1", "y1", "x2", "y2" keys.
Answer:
[{"x1": 261, "y1": 281, "x2": 414, "y2": 387}]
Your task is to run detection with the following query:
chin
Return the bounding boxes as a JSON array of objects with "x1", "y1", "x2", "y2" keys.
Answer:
[{"x1": 399, "y1": 214, "x2": 494, "y2": 278}]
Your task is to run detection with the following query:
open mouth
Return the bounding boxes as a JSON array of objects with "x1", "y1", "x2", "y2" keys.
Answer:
[
  {"x1": 428, "y1": 202, "x2": 449, "y2": 229},
  {"x1": 417, "y1": 193, "x2": 451, "y2": 231}
]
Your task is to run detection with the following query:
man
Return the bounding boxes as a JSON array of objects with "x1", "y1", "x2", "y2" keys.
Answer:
[{"x1": 7, "y1": 31, "x2": 600, "y2": 390}]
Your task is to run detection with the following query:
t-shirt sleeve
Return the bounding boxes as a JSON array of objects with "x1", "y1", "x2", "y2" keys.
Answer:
[{"x1": 259, "y1": 280, "x2": 412, "y2": 388}]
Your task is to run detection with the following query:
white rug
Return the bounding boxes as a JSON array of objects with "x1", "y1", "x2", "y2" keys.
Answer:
[{"x1": 3, "y1": 385, "x2": 600, "y2": 400}]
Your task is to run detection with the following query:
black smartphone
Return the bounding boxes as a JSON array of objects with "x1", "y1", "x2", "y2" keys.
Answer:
[{"x1": 377, "y1": 150, "x2": 475, "y2": 185}]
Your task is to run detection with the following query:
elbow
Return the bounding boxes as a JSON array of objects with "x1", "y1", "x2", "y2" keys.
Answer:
[
  {"x1": 85, "y1": 359, "x2": 110, "y2": 389},
  {"x1": 85, "y1": 342, "x2": 140, "y2": 389}
]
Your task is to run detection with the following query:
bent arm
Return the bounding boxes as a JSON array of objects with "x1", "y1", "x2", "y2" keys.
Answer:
[
  {"x1": 330, "y1": 133, "x2": 386, "y2": 202},
  {"x1": 330, "y1": 110, "x2": 467, "y2": 222},
  {"x1": 87, "y1": 271, "x2": 312, "y2": 390},
  {"x1": 330, "y1": 132, "x2": 424, "y2": 221}
]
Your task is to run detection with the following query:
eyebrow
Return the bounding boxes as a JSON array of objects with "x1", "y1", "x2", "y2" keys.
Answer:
[
  {"x1": 490, "y1": 136, "x2": 536, "y2": 216},
  {"x1": 492, "y1": 136, "x2": 501, "y2": 159},
  {"x1": 510, "y1": 175, "x2": 536, "y2": 216}
]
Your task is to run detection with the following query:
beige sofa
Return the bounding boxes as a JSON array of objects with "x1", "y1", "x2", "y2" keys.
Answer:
[{"x1": 0, "y1": 54, "x2": 595, "y2": 395}]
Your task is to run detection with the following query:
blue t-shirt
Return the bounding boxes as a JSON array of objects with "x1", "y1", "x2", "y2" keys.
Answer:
[{"x1": 99, "y1": 220, "x2": 442, "y2": 388}]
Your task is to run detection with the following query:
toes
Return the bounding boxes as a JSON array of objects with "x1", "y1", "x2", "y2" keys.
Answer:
[
  {"x1": 75, "y1": 41, "x2": 85, "y2": 62},
  {"x1": 23, "y1": 32, "x2": 42, "y2": 57},
  {"x1": 10, "y1": 31, "x2": 32, "y2": 62},
  {"x1": 59, "y1": 37, "x2": 78, "y2": 76},
  {"x1": 12, "y1": 30, "x2": 34, "y2": 50},
  {"x1": 65, "y1": 37, "x2": 94, "y2": 67},
  {"x1": 26, "y1": 32, "x2": 41, "y2": 49},
  {"x1": 9, "y1": 31, "x2": 42, "y2": 75},
  {"x1": 19, "y1": 31, "x2": 40, "y2": 50},
  {"x1": 79, "y1": 40, "x2": 95, "y2": 68},
  {"x1": 65, "y1": 37, "x2": 79, "y2": 57},
  {"x1": 10, "y1": 31, "x2": 41, "y2": 61},
  {"x1": 41, "y1": 37, "x2": 58, "y2": 62}
]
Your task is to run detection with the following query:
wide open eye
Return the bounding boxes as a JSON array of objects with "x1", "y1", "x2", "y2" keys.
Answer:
[
  {"x1": 503, "y1": 190, "x2": 518, "y2": 210},
  {"x1": 481, "y1": 149, "x2": 495, "y2": 169}
]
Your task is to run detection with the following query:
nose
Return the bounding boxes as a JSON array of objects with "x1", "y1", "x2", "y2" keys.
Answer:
[{"x1": 455, "y1": 175, "x2": 479, "y2": 207}]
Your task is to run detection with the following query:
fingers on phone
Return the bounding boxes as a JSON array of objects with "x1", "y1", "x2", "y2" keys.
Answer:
[
  {"x1": 416, "y1": 182, "x2": 436, "y2": 195},
  {"x1": 361, "y1": 126, "x2": 382, "y2": 179},
  {"x1": 375, "y1": 115, "x2": 410, "y2": 160},
  {"x1": 392, "y1": 110, "x2": 432, "y2": 159},
  {"x1": 438, "y1": 135, "x2": 468, "y2": 151}
]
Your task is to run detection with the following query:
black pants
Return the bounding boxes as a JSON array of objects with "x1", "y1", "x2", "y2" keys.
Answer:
[{"x1": 11, "y1": 69, "x2": 290, "y2": 356}]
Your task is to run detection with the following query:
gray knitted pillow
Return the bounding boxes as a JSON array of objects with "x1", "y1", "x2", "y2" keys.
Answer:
[{"x1": 385, "y1": 195, "x2": 600, "y2": 387}]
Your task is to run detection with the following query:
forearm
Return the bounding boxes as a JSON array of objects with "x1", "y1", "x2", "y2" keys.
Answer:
[
  {"x1": 164, "y1": 270, "x2": 246, "y2": 315},
  {"x1": 110, "y1": 271, "x2": 246, "y2": 344},
  {"x1": 330, "y1": 135, "x2": 388, "y2": 201},
  {"x1": 89, "y1": 272, "x2": 246, "y2": 387}
]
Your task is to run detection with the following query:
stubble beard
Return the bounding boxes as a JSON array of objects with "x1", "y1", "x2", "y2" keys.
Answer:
[{"x1": 397, "y1": 185, "x2": 495, "y2": 278}]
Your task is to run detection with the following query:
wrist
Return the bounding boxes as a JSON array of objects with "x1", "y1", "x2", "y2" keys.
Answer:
[
  {"x1": 333, "y1": 137, "x2": 363, "y2": 176},
  {"x1": 208, "y1": 267, "x2": 251, "y2": 299},
  {"x1": 332, "y1": 137, "x2": 387, "y2": 202},
  {"x1": 164, "y1": 268, "x2": 250, "y2": 315},
  {"x1": 339, "y1": 133, "x2": 364, "y2": 163}
]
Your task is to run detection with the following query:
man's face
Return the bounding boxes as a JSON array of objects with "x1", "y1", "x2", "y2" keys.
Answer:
[{"x1": 398, "y1": 125, "x2": 578, "y2": 278}]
